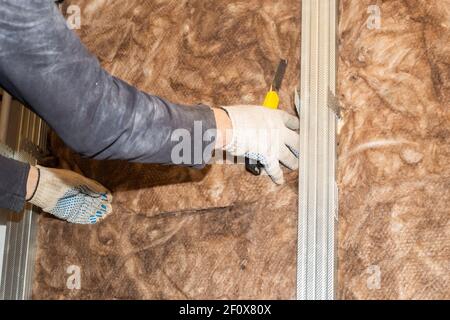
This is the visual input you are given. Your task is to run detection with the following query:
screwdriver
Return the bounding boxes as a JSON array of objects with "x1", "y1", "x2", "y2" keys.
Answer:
[{"x1": 245, "y1": 59, "x2": 288, "y2": 176}]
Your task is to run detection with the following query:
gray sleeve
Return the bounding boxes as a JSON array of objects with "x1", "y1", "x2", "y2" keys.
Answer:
[
  {"x1": 0, "y1": 155, "x2": 29, "y2": 213},
  {"x1": 0, "y1": 0, "x2": 217, "y2": 167}
]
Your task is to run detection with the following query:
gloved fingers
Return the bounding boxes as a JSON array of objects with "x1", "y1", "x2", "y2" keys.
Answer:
[
  {"x1": 102, "y1": 191, "x2": 113, "y2": 203},
  {"x1": 62, "y1": 195, "x2": 113, "y2": 225},
  {"x1": 283, "y1": 127, "x2": 300, "y2": 154},
  {"x1": 83, "y1": 177, "x2": 109, "y2": 194},
  {"x1": 80, "y1": 177, "x2": 113, "y2": 202},
  {"x1": 280, "y1": 146, "x2": 299, "y2": 170},
  {"x1": 90, "y1": 202, "x2": 113, "y2": 224},
  {"x1": 264, "y1": 159, "x2": 285, "y2": 185},
  {"x1": 79, "y1": 185, "x2": 113, "y2": 203},
  {"x1": 279, "y1": 110, "x2": 300, "y2": 130}
]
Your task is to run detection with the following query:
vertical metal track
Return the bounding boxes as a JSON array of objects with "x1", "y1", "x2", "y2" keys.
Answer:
[
  {"x1": 0, "y1": 89, "x2": 47, "y2": 300},
  {"x1": 0, "y1": 92, "x2": 12, "y2": 143},
  {"x1": 297, "y1": 0, "x2": 338, "y2": 300}
]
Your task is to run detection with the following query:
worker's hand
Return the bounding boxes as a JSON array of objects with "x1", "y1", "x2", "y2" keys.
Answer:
[
  {"x1": 27, "y1": 166, "x2": 113, "y2": 224},
  {"x1": 221, "y1": 105, "x2": 300, "y2": 184}
]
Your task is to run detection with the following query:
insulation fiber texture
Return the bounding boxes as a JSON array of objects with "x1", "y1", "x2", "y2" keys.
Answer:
[
  {"x1": 32, "y1": 0, "x2": 301, "y2": 299},
  {"x1": 338, "y1": 0, "x2": 450, "y2": 299}
]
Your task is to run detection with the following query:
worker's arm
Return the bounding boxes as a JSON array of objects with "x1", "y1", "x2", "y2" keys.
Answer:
[
  {"x1": 0, "y1": 155, "x2": 30, "y2": 213},
  {"x1": 0, "y1": 0, "x2": 216, "y2": 166}
]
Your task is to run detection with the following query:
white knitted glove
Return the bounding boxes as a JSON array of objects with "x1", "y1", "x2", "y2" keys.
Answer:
[
  {"x1": 221, "y1": 105, "x2": 300, "y2": 184},
  {"x1": 28, "y1": 166, "x2": 113, "y2": 224}
]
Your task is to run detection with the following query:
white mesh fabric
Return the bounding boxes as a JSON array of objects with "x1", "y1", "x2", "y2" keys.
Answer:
[{"x1": 51, "y1": 186, "x2": 109, "y2": 224}]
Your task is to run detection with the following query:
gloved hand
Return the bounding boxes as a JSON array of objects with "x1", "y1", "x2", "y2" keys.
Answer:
[
  {"x1": 27, "y1": 166, "x2": 113, "y2": 224},
  {"x1": 221, "y1": 105, "x2": 300, "y2": 184}
]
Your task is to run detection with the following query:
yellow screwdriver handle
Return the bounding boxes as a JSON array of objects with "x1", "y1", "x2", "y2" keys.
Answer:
[{"x1": 263, "y1": 90, "x2": 280, "y2": 109}]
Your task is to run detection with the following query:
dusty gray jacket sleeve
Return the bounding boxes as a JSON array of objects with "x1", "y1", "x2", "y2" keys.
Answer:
[
  {"x1": 0, "y1": 154, "x2": 29, "y2": 213},
  {"x1": 0, "y1": 0, "x2": 217, "y2": 166}
]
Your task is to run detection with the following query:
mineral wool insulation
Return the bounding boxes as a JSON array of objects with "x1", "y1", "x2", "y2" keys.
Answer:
[
  {"x1": 338, "y1": 0, "x2": 449, "y2": 299},
  {"x1": 33, "y1": 0, "x2": 301, "y2": 299},
  {"x1": 32, "y1": 0, "x2": 449, "y2": 300}
]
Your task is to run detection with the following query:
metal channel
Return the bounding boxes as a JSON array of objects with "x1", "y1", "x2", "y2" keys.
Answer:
[
  {"x1": 0, "y1": 88, "x2": 46, "y2": 300},
  {"x1": 0, "y1": 92, "x2": 12, "y2": 143},
  {"x1": 297, "y1": 0, "x2": 338, "y2": 300}
]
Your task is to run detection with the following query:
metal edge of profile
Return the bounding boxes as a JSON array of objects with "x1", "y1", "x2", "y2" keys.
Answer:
[
  {"x1": 0, "y1": 90, "x2": 48, "y2": 300},
  {"x1": 297, "y1": 0, "x2": 339, "y2": 300}
]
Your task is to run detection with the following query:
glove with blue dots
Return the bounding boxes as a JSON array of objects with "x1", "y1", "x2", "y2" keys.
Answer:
[{"x1": 28, "y1": 166, "x2": 113, "y2": 224}]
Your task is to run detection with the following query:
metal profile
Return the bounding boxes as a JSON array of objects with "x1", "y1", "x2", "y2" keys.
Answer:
[
  {"x1": 0, "y1": 89, "x2": 47, "y2": 300},
  {"x1": 0, "y1": 91, "x2": 12, "y2": 144},
  {"x1": 297, "y1": 0, "x2": 339, "y2": 300}
]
